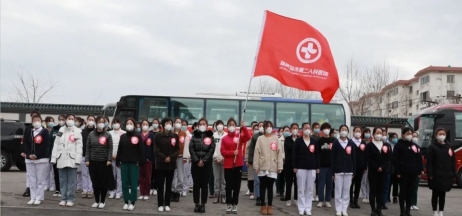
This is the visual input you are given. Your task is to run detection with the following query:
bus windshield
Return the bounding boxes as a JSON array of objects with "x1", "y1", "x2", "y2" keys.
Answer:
[{"x1": 418, "y1": 116, "x2": 435, "y2": 148}]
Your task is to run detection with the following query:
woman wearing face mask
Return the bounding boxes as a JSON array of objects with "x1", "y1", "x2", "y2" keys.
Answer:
[
  {"x1": 50, "y1": 114, "x2": 83, "y2": 207},
  {"x1": 44, "y1": 116, "x2": 56, "y2": 192},
  {"x1": 116, "y1": 118, "x2": 144, "y2": 211},
  {"x1": 181, "y1": 119, "x2": 193, "y2": 197},
  {"x1": 150, "y1": 118, "x2": 161, "y2": 196},
  {"x1": 108, "y1": 117, "x2": 125, "y2": 199},
  {"x1": 74, "y1": 116, "x2": 85, "y2": 194},
  {"x1": 283, "y1": 123, "x2": 299, "y2": 207},
  {"x1": 189, "y1": 118, "x2": 215, "y2": 213},
  {"x1": 136, "y1": 123, "x2": 141, "y2": 133},
  {"x1": 138, "y1": 119, "x2": 155, "y2": 200},
  {"x1": 392, "y1": 127, "x2": 423, "y2": 216},
  {"x1": 104, "y1": 117, "x2": 111, "y2": 131},
  {"x1": 292, "y1": 123, "x2": 319, "y2": 216},
  {"x1": 212, "y1": 120, "x2": 227, "y2": 204},
  {"x1": 171, "y1": 118, "x2": 188, "y2": 202},
  {"x1": 85, "y1": 116, "x2": 115, "y2": 209},
  {"x1": 410, "y1": 132, "x2": 421, "y2": 211},
  {"x1": 386, "y1": 132, "x2": 399, "y2": 209},
  {"x1": 245, "y1": 124, "x2": 260, "y2": 201},
  {"x1": 248, "y1": 121, "x2": 265, "y2": 206},
  {"x1": 316, "y1": 123, "x2": 335, "y2": 208},
  {"x1": 75, "y1": 117, "x2": 84, "y2": 129},
  {"x1": 331, "y1": 125, "x2": 356, "y2": 216},
  {"x1": 332, "y1": 130, "x2": 339, "y2": 139},
  {"x1": 312, "y1": 122, "x2": 321, "y2": 138},
  {"x1": 49, "y1": 114, "x2": 66, "y2": 197},
  {"x1": 426, "y1": 128, "x2": 456, "y2": 216},
  {"x1": 361, "y1": 128, "x2": 372, "y2": 204},
  {"x1": 220, "y1": 118, "x2": 251, "y2": 214},
  {"x1": 24, "y1": 115, "x2": 51, "y2": 205},
  {"x1": 276, "y1": 126, "x2": 289, "y2": 199},
  {"x1": 365, "y1": 127, "x2": 392, "y2": 216},
  {"x1": 253, "y1": 120, "x2": 283, "y2": 215},
  {"x1": 350, "y1": 126, "x2": 367, "y2": 209},
  {"x1": 81, "y1": 115, "x2": 95, "y2": 199},
  {"x1": 154, "y1": 118, "x2": 180, "y2": 212}
]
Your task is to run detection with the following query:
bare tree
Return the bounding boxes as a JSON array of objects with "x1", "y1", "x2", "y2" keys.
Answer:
[
  {"x1": 10, "y1": 67, "x2": 57, "y2": 103},
  {"x1": 250, "y1": 77, "x2": 318, "y2": 99}
]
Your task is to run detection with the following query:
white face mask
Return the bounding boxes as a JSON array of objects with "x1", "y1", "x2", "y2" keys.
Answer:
[
  {"x1": 404, "y1": 135, "x2": 412, "y2": 141},
  {"x1": 374, "y1": 134, "x2": 383, "y2": 141},
  {"x1": 142, "y1": 125, "x2": 149, "y2": 131},
  {"x1": 112, "y1": 123, "x2": 120, "y2": 130},
  {"x1": 152, "y1": 124, "x2": 159, "y2": 129},
  {"x1": 164, "y1": 124, "x2": 172, "y2": 131},
  {"x1": 340, "y1": 131, "x2": 348, "y2": 137},
  {"x1": 303, "y1": 129, "x2": 311, "y2": 136},
  {"x1": 80, "y1": 125, "x2": 85, "y2": 130},
  {"x1": 228, "y1": 126, "x2": 235, "y2": 133},
  {"x1": 265, "y1": 127, "x2": 273, "y2": 134},
  {"x1": 323, "y1": 129, "x2": 330, "y2": 136},
  {"x1": 126, "y1": 125, "x2": 134, "y2": 131},
  {"x1": 411, "y1": 138, "x2": 418, "y2": 143},
  {"x1": 97, "y1": 123, "x2": 105, "y2": 130},
  {"x1": 199, "y1": 125, "x2": 207, "y2": 132},
  {"x1": 437, "y1": 135, "x2": 446, "y2": 142},
  {"x1": 292, "y1": 129, "x2": 299, "y2": 135},
  {"x1": 354, "y1": 132, "x2": 361, "y2": 138},
  {"x1": 32, "y1": 121, "x2": 42, "y2": 129},
  {"x1": 87, "y1": 121, "x2": 95, "y2": 126},
  {"x1": 66, "y1": 120, "x2": 74, "y2": 127},
  {"x1": 258, "y1": 127, "x2": 264, "y2": 133},
  {"x1": 217, "y1": 125, "x2": 224, "y2": 131},
  {"x1": 174, "y1": 123, "x2": 182, "y2": 129},
  {"x1": 254, "y1": 130, "x2": 259, "y2": 134}
]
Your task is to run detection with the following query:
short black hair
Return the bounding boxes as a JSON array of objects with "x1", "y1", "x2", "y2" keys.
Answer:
[
  {"x1": 320, "y1": 122, "x2": 331, "y2": 130},
  {"x1": 290, "y1": 123, "x2": 299, "y2": 128},
  {"x1": 401, "y1": 127, "x2": 414, "y2": 135},
  {"x1": 216, "y1": 120, "x2": 224, "y2": 125},
  {"x1": 30, "y1": 109, "x2": 40, "y2": 117},
  {"x1": 161, "y1": 117, "x2": 173, "y2": 128},
  {"x1": 45, "y1": 116, "x2": 54, "y2": 123},
  {"x1": 312, "y1": 122, "x2": 320, "y2": 128},
  {"x1": 301, "y1": 122, "x2": 310, "y2": 128},
  {"x1": 65, "y1": 114, "x2": 75, "y2": 119},
  {"x1": 112, "y1": 117, "x2": 121, "y2": 124}
]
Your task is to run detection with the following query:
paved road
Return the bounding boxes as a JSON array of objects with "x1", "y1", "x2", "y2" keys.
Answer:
[{"x1": 1, "y1": 169, "x2": 461, "y2": 216}]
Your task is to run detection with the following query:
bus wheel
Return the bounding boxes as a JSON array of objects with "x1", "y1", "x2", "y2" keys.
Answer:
[{"x1": 457, "y1": 169, "x2": 462, "y2": 188}]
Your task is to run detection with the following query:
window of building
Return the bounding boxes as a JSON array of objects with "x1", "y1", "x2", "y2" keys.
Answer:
[
  {"x1": 409, "y1": 99, "x2": 412, "y2": 107},
  {"x1": 171, "y1": 98, "x2": 204, "y2": 123},
  {"x1": 447, "y1": 91, "x2": 455, "y2": 97},
  {"x1": 241, "y1": 101, "x2": 274, "y2": 126},
  {"x1": 409, "y1": 86, "x2": 413, "y2": 94},
  {"x1": 447, "y1": 75, "x2": 455, "y2": 83},
  {"x1": 420, "y1": 75, "x2": 429, "y2": 85},
  {"x1": 420, "y1": 91, "x2": 429, "y2": 102},
  {"x1": 416, "y1": 90, "x2": 419, "y2": 95},
  {"x1": 138, "y1": 97, "x2": 169, "y2": 122},
  {"x1": 416, "y1": 105, "x2": 419, "y2": 110},
  {"x1": 391, "y1": 101, "x2": 398, "y2": 109},
  {"x1": 205, "y1": 99, "x2": 239, "y2": 125},
  {"x1": 409, "y1": 113, "x2": 412, "y2": 116},
  {"x1": 276, "y1": 102, "x2": 308, "y2": 127}
]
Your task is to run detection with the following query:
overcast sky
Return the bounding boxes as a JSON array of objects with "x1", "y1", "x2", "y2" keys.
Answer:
[{"x1": 1, "y1": 0, "x2": 461, "y2": 105}]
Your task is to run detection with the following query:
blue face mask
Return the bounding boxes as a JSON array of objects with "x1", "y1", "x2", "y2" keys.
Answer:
[
  {"x1": 47, "y1": 122, "x2": 55, "y2": 128},
  {"x1": 136, "y1": 128, "x2": 141, "y2": 133},
  {"x1": 104, "y1": 122, "x2": 109, "y2": 127},
  {"x1": 314, "y1": 129, "x2": 320, "y2": 134},
  {"x1": 364, "y1": 134, "x2": 371, "y2": 139},
  {"x1": 391, "y1": 138, "x2": 398, "y2": 144},
  {"x1": 283, "y1": 132, "x2": 291, "y2": 138},
  {"x1": 181, "y1": 126, "x2": 187, "y2": 131}
]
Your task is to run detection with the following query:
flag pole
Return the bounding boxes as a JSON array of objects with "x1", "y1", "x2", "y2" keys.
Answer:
[{"x1": 233, "y1": 10, "x2": 268, "y2": 167}]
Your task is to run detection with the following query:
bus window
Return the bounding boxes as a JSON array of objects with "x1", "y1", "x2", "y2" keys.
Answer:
[
  {"x1": 276, "y1": 102, "x2": 308, "y2": 127},
  {"x1": 241, "y1": 101, "x2": 274, "y2": 126},
  {"x1": 206, "y1": 99, "x2": 239, "y2": 125},
  {"x1": 171, "y1": 98, "x2": 204, "y2": 122},
  {"x1": 123, "y1": 96, "x2": 137, "y2": 108},
  {"x1": 118, "y1": 110, "x2": 136, "y2": 125},
  {"x1": 419, "y1": 116, "x2": 435, "y2": 148},
  {"x1": 454, "y1": 112, "x2": 462, "y2": 138},
  {"x1": 139, "y1": 97, "x2": 168, "y2": 122},
  {"x1": 311, "y1": 104, "x2": 345, "y2": 129}
]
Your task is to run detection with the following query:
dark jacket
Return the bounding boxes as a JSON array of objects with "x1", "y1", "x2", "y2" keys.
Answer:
[
  {"x1": 23, "y1": 128, "x2": 50, "y2": 160},
  {"x1": 283, "y1": 136, "x2": 297, "y2": 168},
  {"x1": 317, "y1": 136, "x2": 336, "y2": 168},
  {"x1": 292, "y1": 137, "x2": 319, "y2": 170},
  {"x1": 392, "y1": 139, "x2": 424, "y2": 176},
  {"x1": 81, "y1": 126, "x2": 95, "y2": 157},
  {"x1": 330, "y1": 138, "x2": 356, "y2": 174},
  {"x1": 116, "y1": 131, "x2": 144, "y2": 166},
  {"x1": 365, "y1": 141, "x2": 392, "y2": 173},
  {"x1": 426, "y1": 142, "x2": 456, "y2": 192},
  {"x1": 85, "y1": 130, "x2": 113, "y2": 162},
  {"x1": 141, "y1": 132, "x2": 155, "y2": 161},
  {"x1": 248, "y1": 132, "x2": 263, "y2": 165},
  {"x1": 21, "y1": 125, "x2": 33, "y2": 153},
  {"x1": 189, "y1": 130, "x2": 215, "y2": 164},
  {"x1": 48, "y1": 125, "x2": 62, "y2": 160},
  {"x1": 154, "y1": 131, "x2": 180, "y2": 170},
  {"x1": 351, "y1": 138, "x2": 367, "y2": 171}
]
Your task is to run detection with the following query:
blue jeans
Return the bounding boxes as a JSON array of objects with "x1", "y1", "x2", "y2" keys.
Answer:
[
  {"x1": 318, "y1": 167, "x2": 333, "y2": 202},
  {"x1": 383, "y1": 172, "x2": 391, "y2": 205},
  {"x1": 58, "y1": 167, "x2": 77, "y2": 202},
  {"x1": 253, "y1": 170, "x2": 260, "y2": 197}
]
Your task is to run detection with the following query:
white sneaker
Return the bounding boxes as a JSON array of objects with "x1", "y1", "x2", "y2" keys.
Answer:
[
  {"x1": 299, "y1": 211, "x2": 304, "y2": 215},
  {"x1": 182, "y1": 191, "x2": 187, "y2": 197},
  {"x1": 98, "y1": 203, "x2": 105, "y2": 209},
  {"x1": 153, "y1": 190, "x2": 158, "y2": 196},
  {"x1": 49, "y1": 187, "x2": 56, "y2": 191},
  {"x1": 138, "y1": 196, "x2": 144, "y2": 200},
  {"x1": 294, "y1": 199, "x2": 298, "y2": 206},
  {"x1": 108, "y1": 194, "x2": 115, "y2": 199},
  {"x1": 150, "y1": 189, "x2": 154, "y2": 195},
  {"x1": 115, "y1": 195, "x2": 121, "y2": 199},
  {"x1": 226, "y1": 205, "x2": 232, "y2": 213},
  {"x1": 362, "y1": 198, "x2": 369, "y2": 204},
  {"x1": 66, "y1": 202, "x2": 74, "y2": 207},
  {"x1": 250, "y1": 194, "x2": 255, "y2": 200},
  {"x1": 317, "y1": 202, "x2": 323, "y2": 207},
  {"x1": 336, "y1": 212, "x2": 342, "y2": 216},
  {"x1": 245, "y1": 190, "x2": 250, "y2": 196},
  {"x1": 342, "y1": 211, "x2": 348, "y2": 216},
  {"x1": 59, "y1": 201, "x2": 66, "y2": 206},
  {"x1": 433, "y1": 211, "x2": 439, "y2": 216},
  {"x1": 412, "y1": 205, "x2": 419, "y2": 210},
  {"x1": 33, "y1": 200, "x2": 41, "y2": 205},
  {"x1": 286, "y1": 200, "x2": 291, "y2": 207},
  {"x1": 165, "y1": 206, "x2": 171, "y2": 212},
  {"x1": 325, "y1": 202, "x2": 332, "y2": 208},
  {"x1": 123, "y1": 204, "x2": 129, "y2": 210},
  {"x1": 306, "y1": 212, "x2": 312, "y2": 216},
  {"x1": 27, "y1": 200, "x2": 35, "y2": 205},
  {"x1": 314, "y1": 196, "x2": 319, "y2": 201},
  {"x1": 92, "y1": 203, "x2": 99, "y2": 208},
  {"x1": 143, "y1": 196, "x2": 149, "y2": 200},
  {"x1": 158, "y1": 206, "x2": 164, "y2": 212},
  {"x1": 128, "y1": 204, "x2": 135, "y2": 211},
  {"x1": 439, "y1": 211, "x2": 444, "y2": 216}
]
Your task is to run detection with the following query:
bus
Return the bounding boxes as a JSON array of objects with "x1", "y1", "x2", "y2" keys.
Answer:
[
  {"x1": 407, "y1": 104, "x2": 462, "y2": 187},
  {"x1": 111, "y1": 93, "x2": 351, "y2": 130},
  {"x1": 102, "y1": 102, "x2": 116, "y2": 118}
]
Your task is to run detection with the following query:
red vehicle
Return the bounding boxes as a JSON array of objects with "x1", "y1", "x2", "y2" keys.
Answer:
[{"x1": 407, "y1": 104, "x2": 462, "y2": 187}]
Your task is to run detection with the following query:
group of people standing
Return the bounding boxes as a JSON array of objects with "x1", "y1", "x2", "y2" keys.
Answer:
[{"x1": 20, "y1": 109, "x2": 457, "y2": 216}]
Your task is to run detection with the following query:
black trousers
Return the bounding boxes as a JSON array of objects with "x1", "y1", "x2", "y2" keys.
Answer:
[
  {"x1": 248, "y1": 180, "x2": 254, "y2": 193},
  {"x1": 399, "y1": 174, "x2": 417, "y2": 212},
  {"x1": 53, "y1": 164, "x2": 60, "y2": 192},
  {"x1": 192, "y1": 161, "x2": 212, "y2": 205},
  {"x1": 350, "y1": 169, "x2": 364, "y2": 200},
  {"x1": 284, "y1": 167, "x2": 297, "y2": 200},
  {"x1": 151, "y1": 162, "x2": 157, "y2": 190},
  {"x1": 259, "y1": 176, "x2": 275, "y2": 206},
  {"x1": 388, "y1": 173, "x2": 399, "y2": 199},
  {"x1": 368, "y1": 171, "x2": 386, "y2": 211},
  {"x1": 431, "y1": 191, "x2": 446, "y2": 211},
  {"x1": 276, "y1": 170, "x2": 285, "y2": 195},
  {"x1": 224, "y1": 167, "x2": 242, "y2": 205},
  {"x1": 156, "y1": 169, "x2": 174, "y2": 207}
]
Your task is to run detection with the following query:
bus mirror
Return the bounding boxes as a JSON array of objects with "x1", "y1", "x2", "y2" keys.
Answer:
[{"x1": 116, "y1": 101, "x2": 125, "y2": 108}]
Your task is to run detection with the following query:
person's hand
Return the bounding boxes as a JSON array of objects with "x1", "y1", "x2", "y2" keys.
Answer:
[
  {"x1": 21, "y1": 153, "x2": 26, "y2": 158},
  {"x1": 245, "y1": 161, "x2": 249, "y2": 167},
  {"x1": 198, "y1": 160, "x2": 204, "y2": 167},
  {"x1": 86, "y1": 162, "x2": 90, "y2": 167},
  {"x1": 234, "y1": 150, "x2": 238, "y2": 155},
  {"x1": 241, "y1": 120, "x2": 245, "y2": 127},
  {"x1": 396, "y1": 175, "x2": 401, "y2": 178},
  {"x1": 316, "y1": 169, "x2": 320, "y2": 174},
  {"x1": 293, "y1": 168, "x2": 297, "y2": 173},
  {"x1": 107, "y1": 161, "x2": 111, "y2": 166},
  {"x1": 277, "y1": 169, "x2": 282, "y2": 174},
  {"x1": 165, "y1": 157, "x2": 171, "y2": 163},
  {"x1": 377, "y1": 167, "x2": 382, "y2": 172},
  {"x1": 112, "y1": 156, "x2": 116, "y2": 160},
  {"x1": 29, "y1": 155, "x2": 37, "y2": 160},
  {"x1": 255, "y1": 168, "x2": 259, "y2": 173},
  {"x1": 183, "y1": 159, "x2": 187, "y2": 164},
  {"x1": 421, "y1": 171, "x2": 424, "y2": 175}
]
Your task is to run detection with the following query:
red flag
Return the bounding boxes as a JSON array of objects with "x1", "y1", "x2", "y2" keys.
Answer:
[{"x1": 253, "y1": 10, "x2": 339, "y2": 103}]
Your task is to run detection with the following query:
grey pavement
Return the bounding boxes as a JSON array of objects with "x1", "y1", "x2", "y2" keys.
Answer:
[{"x1": 1, "y1": 168, "x2": 461, "y2": 216}]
